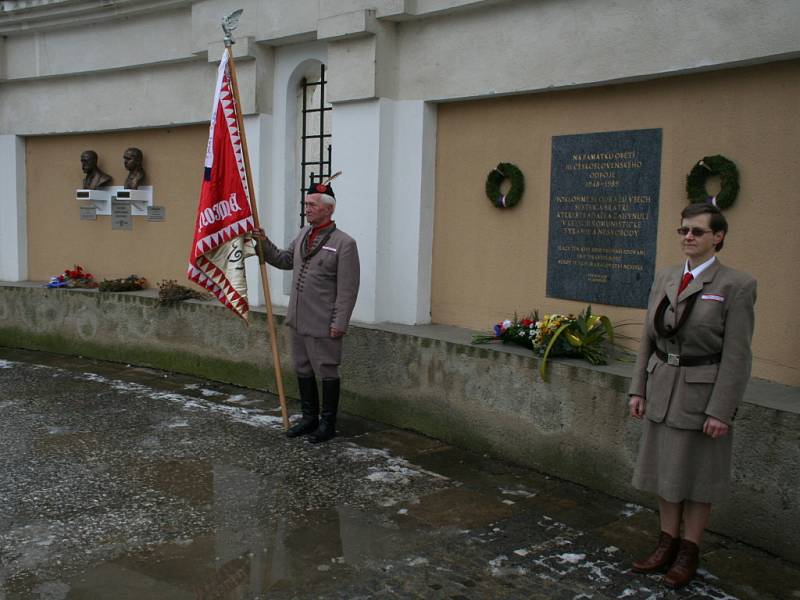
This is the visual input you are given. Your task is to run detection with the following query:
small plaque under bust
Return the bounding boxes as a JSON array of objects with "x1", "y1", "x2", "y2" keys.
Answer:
[
  {"x1": 79, "y1": 206, "x2": 97, "y2": 220},
  {"x1": 111, "y1": 199, "x2": 132, "y2": 231},
  {"x1": 146, "y1": 206, "x2": 166, "y2": 222}
]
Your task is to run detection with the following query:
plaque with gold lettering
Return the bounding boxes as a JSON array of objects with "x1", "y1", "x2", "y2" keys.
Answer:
[{"x1": 547, "y1": 129, "x2": 661, "y2": 308}]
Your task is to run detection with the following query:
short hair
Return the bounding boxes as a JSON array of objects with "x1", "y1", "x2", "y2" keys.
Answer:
[
  {"x1": 81, "y1": 150, "x2": 98, "y2": 161},
  {"x1": 124, "y1": 147, "x2": 143, "y2": 161},
  {"x1": 681, "y1": 202, "x2": 728, "y2": 251},
  {"x1": 307, "y1": 192, "x2": 336, "y2": 207}
]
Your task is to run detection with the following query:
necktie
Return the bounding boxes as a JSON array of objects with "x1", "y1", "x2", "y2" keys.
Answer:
[{"x1": 678, "y1": 272, "x2": 694, "y2": 295}]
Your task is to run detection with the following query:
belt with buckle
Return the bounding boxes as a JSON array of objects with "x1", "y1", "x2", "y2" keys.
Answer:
[{"x1": 655, "y1": 348, "x2": 721, "y2": 367}]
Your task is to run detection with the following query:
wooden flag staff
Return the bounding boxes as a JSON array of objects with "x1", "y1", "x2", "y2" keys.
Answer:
[{"x1": 222, "y1": 10, "x2": 289, "y2": 429}]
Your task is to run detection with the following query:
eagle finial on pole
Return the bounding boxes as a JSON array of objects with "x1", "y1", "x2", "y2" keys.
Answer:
[{"x1": 221, "y1": 9, "x2": 243, "y2": 47}]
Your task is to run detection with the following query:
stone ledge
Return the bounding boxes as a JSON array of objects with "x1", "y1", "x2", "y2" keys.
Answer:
[
  {"x1": 372, "y1": 320, "x2": 800, "y2": 416},
  {"x1": 6, "y1": 282, "x2": 793, "y2": 414}
]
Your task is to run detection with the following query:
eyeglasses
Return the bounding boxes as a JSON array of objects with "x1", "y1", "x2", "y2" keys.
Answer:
[{"x1": 676, "y1": 227, "x2": 713, "y2": 237}]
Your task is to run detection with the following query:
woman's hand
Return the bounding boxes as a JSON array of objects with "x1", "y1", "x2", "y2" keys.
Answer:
[
  {"x1": 703, "y1": 416, "x2": 729, "y2": 439},
  {"x1": 629, "y1": 395, "x2": 646, "y2": 419}
]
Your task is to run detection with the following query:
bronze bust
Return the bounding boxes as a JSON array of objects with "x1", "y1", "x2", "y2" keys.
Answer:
[
  {"x1": 80, "y1": 150, "x2": 112, "y2": 190},
  {"x1": 123, "y1": 147, "x2": 146, "y2": 190}
]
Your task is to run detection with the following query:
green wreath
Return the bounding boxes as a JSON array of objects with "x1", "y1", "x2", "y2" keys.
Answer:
[
  {"x1": 485, "y1": 162, "x2": 525, "y2": 209},
  {"x1": 686, "y1": 154, "x2": 740, "y2": 210}
]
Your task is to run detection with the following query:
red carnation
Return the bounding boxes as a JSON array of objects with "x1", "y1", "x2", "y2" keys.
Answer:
[{"x1": 315, "y1": 184, "x2": 327, "y2": 193}]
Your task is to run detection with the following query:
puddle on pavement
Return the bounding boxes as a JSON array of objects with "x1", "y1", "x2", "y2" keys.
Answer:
[
  {"x1": 82, "y1": 466, "x2": 544, "y2": 596},
  {"x1": 3, "y1": 458, "x2": 537, "y2": 599},
  {"x1": 6, "y1": 506, "x2": 423, "y2": 599}
]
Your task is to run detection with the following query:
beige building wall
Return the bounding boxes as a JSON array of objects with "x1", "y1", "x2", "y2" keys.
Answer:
[
  {"x1": 432, "y1": 60, "x2": 800, "y2": 386},
  {"x1": 26, "y1": 125, "x2": 208, "y2": 289}
]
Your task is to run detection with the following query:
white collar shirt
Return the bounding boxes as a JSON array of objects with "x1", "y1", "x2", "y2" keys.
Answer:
[{"x1": 684, "y1": 255, "x2": 716, "y2": 279}]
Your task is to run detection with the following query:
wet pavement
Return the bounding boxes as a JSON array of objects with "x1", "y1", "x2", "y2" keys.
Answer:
[{"x1": 0, "y1": 348, "x2": 798, "y2": 600}]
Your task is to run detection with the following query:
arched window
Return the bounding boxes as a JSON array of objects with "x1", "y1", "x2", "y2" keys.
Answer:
[{"x1": 296, "y1": 63, "x2": 332, "y2": 227}]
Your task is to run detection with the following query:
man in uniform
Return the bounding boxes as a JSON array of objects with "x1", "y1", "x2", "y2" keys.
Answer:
[{"x1": 254, "y1": 179, "x2": 360, "y2": 443}]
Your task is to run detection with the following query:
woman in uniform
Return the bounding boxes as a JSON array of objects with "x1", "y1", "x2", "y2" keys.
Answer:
[{"x1": 628, "y1": 202, "x2": 757, "y2": 588}]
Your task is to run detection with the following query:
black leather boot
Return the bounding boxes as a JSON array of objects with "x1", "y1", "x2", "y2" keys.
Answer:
[
  {"x1": 286, "y1": 375, "x2": 319, "y2": 438},
  {"x1": 309, "y1": 378, "x2": 339, "y2": 443}
]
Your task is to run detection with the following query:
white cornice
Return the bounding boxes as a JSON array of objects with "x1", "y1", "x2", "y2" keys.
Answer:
[{"x1": 0, "y1": 0, "x2": 192, "y2": 35}]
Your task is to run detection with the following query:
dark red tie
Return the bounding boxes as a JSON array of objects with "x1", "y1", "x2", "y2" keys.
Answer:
[{"x1": 678, "y1": 272, "x2": 694, "y2": 295}]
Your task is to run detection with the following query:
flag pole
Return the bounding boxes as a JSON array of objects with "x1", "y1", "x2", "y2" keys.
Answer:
[{"x1": 222, "y1": 11, "x2": 289, "y2": 430}]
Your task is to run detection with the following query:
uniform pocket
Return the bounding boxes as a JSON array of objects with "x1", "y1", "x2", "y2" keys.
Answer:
[
  {"x1": 678, "y1": 364, "x2": 718, "y2": 420},
  {"x1": 314, "y1": 251, "x2": 338, "y2": 281},
  {"x1": 684, "y1": 364, "x2": 718, "y2": 383},
  {"x1": 644, "y1": 353, "x2": 659, "y2": 398},
  {"x1": 692, "y1": 297, "x2": 726, "y2": 335}
]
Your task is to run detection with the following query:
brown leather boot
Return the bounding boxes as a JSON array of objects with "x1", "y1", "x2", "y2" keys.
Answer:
[
  {"x1": 664, "y1": 539, "x2": 700, "y2": 589},
  {"x1": 631, "y1": 531, "x2": 680, "y2": 573}
]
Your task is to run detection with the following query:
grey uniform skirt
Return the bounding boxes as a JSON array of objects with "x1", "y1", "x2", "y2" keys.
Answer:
[{"x1": 632, "y1": 419, "x2": 733, "y2": 504}]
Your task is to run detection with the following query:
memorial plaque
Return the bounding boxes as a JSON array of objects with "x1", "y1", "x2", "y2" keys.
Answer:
[
  {"x1": 146, "y1": 206, "x2": 166, "y2": 222},
  {"x1": 547, "y1": 128, "x2": 662, "y2": 308},
  {"x1": 79, "y1": 206, "x2": 97, "y2": 221},
  {"x1": 111, "y1": 199, "x2": 132, "y2": 231}
]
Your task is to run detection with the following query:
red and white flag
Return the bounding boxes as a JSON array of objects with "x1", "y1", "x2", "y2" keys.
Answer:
[{"x1": 187, "y1": 50, "x2": 255, "y2": 319}]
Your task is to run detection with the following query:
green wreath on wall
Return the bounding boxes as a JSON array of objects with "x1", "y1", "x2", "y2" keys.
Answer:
[
  {"x1": 685, "y1": 154, "x2": 740, "y2": 210},
  {"x1": 485, "y1": 162, "x2": 525, "y2": 209}
]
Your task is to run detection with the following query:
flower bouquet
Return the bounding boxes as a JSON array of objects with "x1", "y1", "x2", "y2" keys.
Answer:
[
  {"x1": 46, "y1": 265, "x2": 98, "y2": 289},
  {"x1": 472, "y1": 313, "x2": 538, "y2": 350},
  {"x1": 534, "y1": 306, "x2": 614, "y2": 380},
  {"x1": 473, "y1": 306, "x2": 615, "y2": 380}
]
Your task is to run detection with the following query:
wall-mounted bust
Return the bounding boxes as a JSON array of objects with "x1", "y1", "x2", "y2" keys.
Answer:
[
  {"x1": 123, "y1": 147, "x2": 146, "y2": 190},
  {"x1": 80, "y1": 150, "x2": 112, "y2": 190}
]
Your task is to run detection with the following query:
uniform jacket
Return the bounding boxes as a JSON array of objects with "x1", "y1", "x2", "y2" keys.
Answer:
[
  {"x1": 628, "y1": 259, "x2": 756, "y2": 429},
  {"x1": 260, "y1": 223, "x2": 360, "y2": 338}
]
